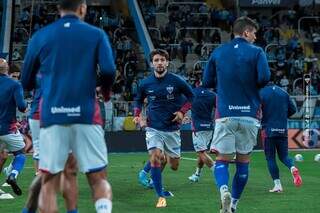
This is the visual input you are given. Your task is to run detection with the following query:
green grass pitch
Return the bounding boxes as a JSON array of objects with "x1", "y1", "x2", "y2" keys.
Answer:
[{"x1": 0, "y1": 151, "x2": 319, "y2": 213}]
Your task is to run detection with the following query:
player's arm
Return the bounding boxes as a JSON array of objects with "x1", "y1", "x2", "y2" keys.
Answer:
[
  {"x1": 97, "y1": 30, "x2": 116, "y2": 101},
  {"x1": 288, "y1": 95, "x2": 297, "y2": 117},
  {"x1": 14, "y1": 83, "x2": 28, "y2": 113},
  {"x1": 21, "y1": 36, "x2": 40, "y2": 91},
  {"x1": 173, "y1": 79, "x2": 194, "y2": 123},
  {"x1": 133, "y1": 81, "x2": 145, "y2": 126},
  {"x1": 256, "y1": 48, "x2": 271, "y2": 88},
  {"x1": 202, "y1": 52, "x2": 217, "y2": 89}
]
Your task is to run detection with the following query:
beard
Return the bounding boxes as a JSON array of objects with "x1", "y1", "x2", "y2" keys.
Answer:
[{"x1": 155, "y1": 66, "x2": 166, "y2": 75}]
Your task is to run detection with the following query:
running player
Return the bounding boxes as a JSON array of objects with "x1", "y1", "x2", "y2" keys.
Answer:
[
  {"x1": 0, "y1": 58, "x2": 27, "y2": 196},
  {"x1": 260, "y1": 81, "x2": 302, "y2": 192},
  {"x1": 133, "y1": 49, "x2": 194, "y2": 208}
]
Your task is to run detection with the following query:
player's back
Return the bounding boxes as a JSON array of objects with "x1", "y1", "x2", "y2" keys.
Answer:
[
  {"x1": 0, "y1": 75, "x2": 25, "y2": 135},
  {"x1": 23, "y1": 14, "x2": 115, "y2": 127},
  {"x1": 191, "y1": 86, "x2": 215, "y2": 131},
  {"x1": 206, "y1": 37, "x2": 270, "y2": 118},
  {"x1": 260, "y1": 83, "x2": 296, "y2": 137}
]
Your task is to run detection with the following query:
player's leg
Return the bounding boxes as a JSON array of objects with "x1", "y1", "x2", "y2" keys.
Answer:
[
  {"x1": 210, "y1": 118, "x2": 237, "y2": 213},
  {"x1": 2, "y1": 131, "x2": 26, "y2": 196},
  {"x1": 264, "y1": 137, "x2": 282, "y2": 192},
  {"x1": 28, "y1": 118, "x2": 41, "y2": 174},
  {"x1": 189, "y1": 131, "x2": 215, "y2": 182},
  {"x1": 138, "y1": 159, "x2": 153, "y2": 188},
  {"x1": 276, "y1": 138, "x2": 302, "y2": 187},
  {"x1": 230, "y1": 117, "x2": 259, "y2": 213},
  {"x1": 22, "y1": 154, "x2": 78, "y2": 213},
  {"x1": 38, "y1": 125, "x2": 71, "y2": 213},
  {"x1": 22, "y1": 174, "x2": 42, "y2": 213},
  {"x1": 72, "y1": 124, "x2": 112, "y2": 213},
  {"x1": 0, "y1": 145, "x2": 8, "y2": 172},
  {"x1": 61, "y1": 154, "x2": 79, "y2": 212}
]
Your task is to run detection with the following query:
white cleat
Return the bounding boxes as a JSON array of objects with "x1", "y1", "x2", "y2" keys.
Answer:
[
  {"x1": 188, "y1": 174, "x2": 200, "y2": 182},
  {"x1": 269, "y1": 185, "x2": 283, "y2": 193},
  {"x1": 220, "y1": 191, "x2": 232, "y2": 213}
]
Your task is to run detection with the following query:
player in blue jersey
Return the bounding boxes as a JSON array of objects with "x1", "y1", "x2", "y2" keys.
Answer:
[
  {"x1": 133, "y1": 49, "x2": 194, "y2": 208},
  {"x1": 188, "y1": 86, "x2": 216, "y2": 182},
  {"x1": 260, "y1": 82, "x2": 302, "y2": 193},
  {"x1": 203, "y1": 17, "x2": 271, "y2": 213},
  {"x1": 0, "y1": 58, "x2": 27, "y2": 196},
  {"x1": 21, "y1": 0, "x2": 116, "y2": 212}
]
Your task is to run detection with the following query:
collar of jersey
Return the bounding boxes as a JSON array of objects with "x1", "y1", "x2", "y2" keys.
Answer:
[{"x1": 61, "y1": 14, "x2": 79, "y2": 20}]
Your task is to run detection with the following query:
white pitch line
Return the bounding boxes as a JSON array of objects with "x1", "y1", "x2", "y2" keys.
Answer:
[{"x1": 181, "y1": 157, "x2": 197, "y2": 161}]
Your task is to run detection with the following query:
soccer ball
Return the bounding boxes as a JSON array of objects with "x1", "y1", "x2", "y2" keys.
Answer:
[
  {"x1": 314, "y1": 154, "x2": 320, "y2": 162},
  {"x1": 294, "y1": 154, "x2": 304, "y2": 162}
]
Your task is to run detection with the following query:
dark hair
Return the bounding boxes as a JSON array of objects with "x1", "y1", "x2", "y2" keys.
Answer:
[
  {"x1": 59, "y1": 0, "x2": 86, "y2": 11},
  {"x1": 149, "y1": 49, "x2": 169, "y2": 61},
  {"x1": 233, "y1": 16, "x2": 259, "y2": 35}
]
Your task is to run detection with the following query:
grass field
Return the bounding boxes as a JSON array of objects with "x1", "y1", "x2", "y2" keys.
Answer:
[{"x1": 0, "y1": 151, "x2": 319, "y2": 213}]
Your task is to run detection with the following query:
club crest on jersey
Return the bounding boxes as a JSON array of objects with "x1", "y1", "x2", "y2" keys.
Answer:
[{"x1": 166, "y1": 86, "x2": 174, "y2": 94}]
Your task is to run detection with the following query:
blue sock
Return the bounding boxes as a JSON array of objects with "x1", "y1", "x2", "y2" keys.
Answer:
[
  {"x1": 67, "y1": 209, "x2": 78, "y2": 213},
  {"x1": 22, "y1": 208, "x2": 35, "y2": 213},
  {"x1": 11, "y1": 153, "x2": 26, "y2": 177},
  {"x1": 279, "y1": 156, "x2": 294, "y2": 170},
  {"x1": 266, "y1": 157, "x2": 279, "y2": 180},
  {"x1": 232, "y1": 162, "x2": 249, "y2": 200},
  {"x1": 150, "y1": 166, "x2": 163, "y2": 197},
  {"x1": 214, "y1": 160, "x2": 229, "y2": 189},
  {"x1": 143, "y1": 161, "x2": 151, "y2": 173}
]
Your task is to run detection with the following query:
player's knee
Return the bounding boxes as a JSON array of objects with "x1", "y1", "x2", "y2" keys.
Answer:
[{"x1": 170, "y1": 159, "x2": 179, "y2": 171}]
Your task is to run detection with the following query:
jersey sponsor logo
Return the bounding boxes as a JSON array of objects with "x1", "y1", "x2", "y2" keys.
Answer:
[
  {"x1": 271, "y1": 128, "x2": 285, "y2": 132},
  {"x1": 228, "y1": 105, "x2": 251, "y2": 112},
  {"x1": 51, "y1": 106, "x2": 81, "y2": 117},
  {"x1": 199, "y1": 124, "x2": 211, "y2": 127}
]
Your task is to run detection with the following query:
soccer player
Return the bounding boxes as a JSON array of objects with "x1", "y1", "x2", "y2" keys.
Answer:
[
  {"x1": 260, "y1": 81, "x2": 302, "y2": 192},
  {"x1": 21, "y1": 0, "x2": 116, "y2": 212},
  {"x1": 28, "y1": 73, "x2": 41, "y2": 173},
  {"x1": 188, "y1": 86, "x2": 216, "y2": 182},
  {"x1": 203, "y1": 17, "x2": 270, "y2": 213},
  {"x1": 133, "y1": 49, "x2": 194, "y2": 208},
  {"x1": 0, "y1": 58, "x2": 27, "y2": 196}
]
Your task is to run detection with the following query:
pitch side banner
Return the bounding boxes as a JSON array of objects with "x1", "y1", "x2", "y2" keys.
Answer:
[
  {"x1": 239, "y1": 0, "x2": 298, "y2": 7},
  {"x1": 288, "y1": 129, "x2": 320, "y2": 149}
]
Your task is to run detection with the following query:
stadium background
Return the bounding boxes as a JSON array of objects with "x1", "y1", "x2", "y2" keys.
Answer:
[
  {"x1": 1, "y1": 0, "x2": 319, "y2": 152},
  {"x1": 0, "y1": 1, "x2": 319, "y2": 212}
]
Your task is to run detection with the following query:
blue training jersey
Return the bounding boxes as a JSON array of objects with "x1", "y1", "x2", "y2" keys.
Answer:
[
  {"x1": 191, "y1": 86, "x2": 216, "y2": 131},
  {"x1": 260, "y1": 83, "x2": 297, "y2": 137},
  {"x1": 21, "y1": 15, "x2": 116, "y2": 127},
  {"x1": 134, "y1": 72, "x2": 194, "y2": 131},
  {"x1": 29, "y1": 73, "x2": 42, "y2": 120},
  {"x1": 0, "y1": 74, "x2": 27, "y2": 135},
  {"x1": 203, "y1": 37, "x2": 270, "y2": 119}
]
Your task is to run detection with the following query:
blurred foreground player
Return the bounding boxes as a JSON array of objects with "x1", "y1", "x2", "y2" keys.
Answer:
[
  {"x1": 0, "y1": 58, "x2": 27, "y2": 196},
  {"x1": 21, "y1": 0, "x2": 116, "y2": 212}
]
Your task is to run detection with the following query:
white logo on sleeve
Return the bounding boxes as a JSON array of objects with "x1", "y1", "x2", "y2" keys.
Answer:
[
  {"x1": 234, "y1": 44, "x2": 239, "y2": 48},
  {"x1": 64, "y1": 22, "x2": 71, "y2": 28}
]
